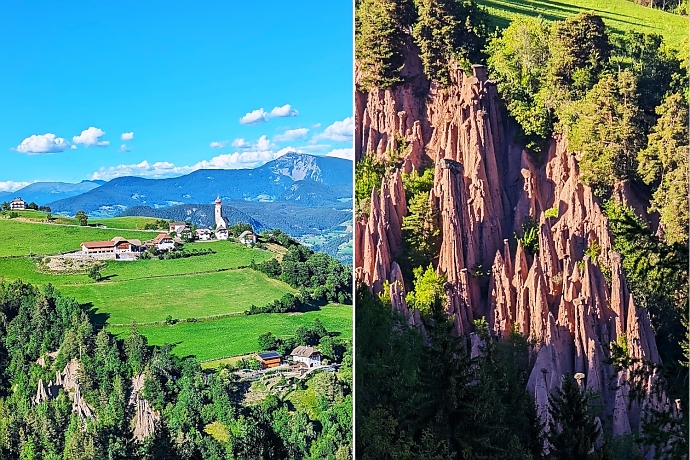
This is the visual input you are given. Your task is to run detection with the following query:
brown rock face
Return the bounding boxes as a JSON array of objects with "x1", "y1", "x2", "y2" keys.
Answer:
[
  {"x1": 33, "y1": 358, "x2": 94, "y2": 420},
  {"x1": 356, "y1": 50, "x2": 664, "y2": 437},
  {"x1": 129, "y1": 373, "x2": 161, "y2": 441}
]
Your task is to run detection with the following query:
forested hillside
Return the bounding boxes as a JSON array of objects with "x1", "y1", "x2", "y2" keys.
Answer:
[
  {"x1": 0, "y1": 280, "x2": 352, "y2": 459},
  {"x1": 355, "y1": 0, "x2": 687, "y2": 458}
]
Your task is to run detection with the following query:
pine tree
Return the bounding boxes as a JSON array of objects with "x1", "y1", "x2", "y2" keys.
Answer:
[{"x1": 547, "y1": 373, "x2": 604, "y2": 459}]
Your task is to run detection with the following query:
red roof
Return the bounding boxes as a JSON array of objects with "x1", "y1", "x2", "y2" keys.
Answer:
[
  {"x1": 152, "y1": 233, "x2": 172, "y2": 244},
  {"x1": 82, "y1": 241, "x2": 116, "y2": 249}
]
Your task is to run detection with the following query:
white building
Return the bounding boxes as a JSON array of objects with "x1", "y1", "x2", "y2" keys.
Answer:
[
  {"x1": 81, "y1": 237, "x2": 142, "y2": 255},
  {"x1": 195, "y1": 228, "x2": 212, "y2": 241},
  {"x1": 239, "y1": 230, "x2": 257, "y2": 246},
  {"x1": 9, "y1": 197, "x2": 26, "y2": 211},
  {"x1": 169, "y1": 221, "x2": 188, "y2": 234},
  {"x1": 290, "y1": 346, "x2": 322, "y2": 368},
  {"x1": 214, "y1": 196, "x2": 229, "y2": 240},
  {"x1": 151, "y1": 233, "x2": 175, "y2": 251}
]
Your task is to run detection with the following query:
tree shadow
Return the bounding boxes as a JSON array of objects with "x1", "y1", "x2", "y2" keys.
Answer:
[
  {"x1": 81, "y1": 302, "x2": 110, "y2": 328},
  {"x1": 99, "y1": 274, "x2": 118, "y2": 282}
]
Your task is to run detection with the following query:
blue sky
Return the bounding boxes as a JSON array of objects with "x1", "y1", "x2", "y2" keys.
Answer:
[{"x1": 0, "y1": 1, "x2": 353, "y2": 191}]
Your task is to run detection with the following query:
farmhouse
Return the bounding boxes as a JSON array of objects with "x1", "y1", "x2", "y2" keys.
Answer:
[
  {"x1": 290, "y1": 346, "x2": 322, "y2": 368},
  {"x1": 195, "y1": 228, "x2": 212, "y2": 241},
  {"x1": 214, "y1": 196, "x2": 229, "y2": 240},
  {"x1": 169, "y1": 221, "x2": 188, "y2": 234},
  {"x1": 81, "y1": 237, "x2": 143, "y2": 255},
  {"x1": 10, "y1": 197, "x2": 26, "y2": 211},
  {"x1": 256, "y1": 351, "x2": 281, "y2": 369},
  {"x1": 238, "y1": 230, "x2": 257, "y2": 246},
  {"x1": 150, "y1": 233, "x2": 175, "y2": 251}
]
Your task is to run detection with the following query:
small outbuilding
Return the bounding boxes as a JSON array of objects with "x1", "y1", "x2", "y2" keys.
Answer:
[{"x1": 257, "y1": 351, "x2": 281, "y2": 369}]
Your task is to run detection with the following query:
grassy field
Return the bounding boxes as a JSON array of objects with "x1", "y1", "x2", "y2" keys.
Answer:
[
  {"x1": 109, "y1": 304, "x2": 353, "y2": 361},
  {"x1": 89, "y1": 216, "x2": 164, "y2": 230},
  {"x1": 0, "y1": 220, "x2": 154, "y2": 256},
  {"x1": 61, "y1": 269, "x2": 295, "y2": 325},
  {"x1": 0, "y1": 241, "x2": 273, "y2": 285},
  {"x1": 477, "y1": 0, "x2": 688, "y2": 48},
  {"x1": 0, "y1": 218, "x2": 352, "y2": 362},
  {"x1": 1, "y1": 210, "x2": 78, "y2": 225}
]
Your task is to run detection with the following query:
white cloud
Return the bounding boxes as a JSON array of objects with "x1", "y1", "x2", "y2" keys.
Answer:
[
  {"x1": 313, "y1": 117, "x2": 353, "y2": 142},
  {"x1": 274, "y1": 128, "x2": 309, "y2": 142},
  {"x1": 121, "y1": 132, "x2": 134, "y2": 141},
  {"x1": 232, "y1": 138, "x2": 251, "y2": 149},
  {"x1": 239, "y1": 108, "x2": 268, "y2": 125},
  {"x1": 239, "y1": 104, "x2": 299, "y2": 125},
  {"x1": 90, "y1": 136, "x2": 289, "y2": 180},
  {"x1": 210, "y1": 141, "x2": 227, "y2": 149},
  {"x1": 119, "y1": 144, "x2": 131, "y2": 153},
  {"x1": 14, "y1": 133, "x2": 71, "y2": 154},
  {"x1": 269, "y1": 104, "x2": 298, "y2": 118},
  {"x1": 0, "y1": 180, "x2": 31, "y2": 192},
  {"x1": 73, "y1": 127, "x2": 109, "y2": 147},
  {"x1": 312, "y1": 123, "x2": 321, "y2": 129},
  {"x1": 325, "y1": 147, "x2": 354, "y2": 160}
]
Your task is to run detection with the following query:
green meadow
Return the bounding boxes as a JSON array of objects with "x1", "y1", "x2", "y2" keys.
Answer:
[
  {"x1": 61, "y1": 269, "x2": 295, "y2": 325},
  {"x1": 477, "y1": 0, "x2": 688, "y2": 49},
  {"x1": 0, "y1": 218, "x2": 352, "y2": 361},
  {"x1": 1, "y1": 210, "x2": 79, "y2": 225},
  {"x1": 0, "y1": 219, "x2": 154, "y2": 256},
  {"x1": 109, "y1": 303, "x2": 353, "y2": 362},
  {"x1": 90, "y1": 216, "x2": 164, "y2": 230}
]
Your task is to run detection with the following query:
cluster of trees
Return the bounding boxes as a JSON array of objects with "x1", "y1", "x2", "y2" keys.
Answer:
[
  {"x1": 357, "y1": 285, "x2": 650, "y2": 459},
  {"x1": 625, "y1": 0, "x2": 688, "y2": 14},
  {"x1": 258, "y1": 319, "x2": 350, "y2": 365},
  {"x1": 74, "y1": 210, "x2": 88, "y2": 226},
  {"x1": 487, "y1": 14, "x2": 688, "y2": 201},
  {"x1": 0, "y1": 279, "x2": 352, "y2": 459},
  {"x1": 245, "y1": 293, "x2": 303, "y2": 315},
  {"x1": 158, "y1": 247, "x2": 215, "y2": 260},
  {"x1": 355, "y1": 0, "x2": 489, "y2": 90},
  {"x1": 143, "y1": 219, "x2": 171, "y2": 230},
  {"x1": 254, "y1": 229, "x2": 353, "y2": 305},
  {"x1": 605, "y1": 202, "x2": 688, "y2": 455}
]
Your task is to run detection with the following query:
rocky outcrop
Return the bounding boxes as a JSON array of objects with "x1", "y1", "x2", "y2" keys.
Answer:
[
  {"x1": 129, "y1": 373, "x2": 160, "y2": 441},
  {"x1": 356, "y1": 46, "x2": 666, "y2": 441},
  {"x1": 33, "y1": 358, "x2": 94, "y2": 420}
]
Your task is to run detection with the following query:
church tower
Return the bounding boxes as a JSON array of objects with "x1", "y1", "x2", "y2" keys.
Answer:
[
  {"x1": 214, "y1": 196, "x2": 229, "y2": 240},
  {"x1": 214, "y1": 196, "x2": 224, "y2": 229}
]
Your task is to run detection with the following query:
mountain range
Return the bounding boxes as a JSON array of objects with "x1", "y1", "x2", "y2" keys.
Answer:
[
  {"x1": 0, "y1": 180, "x2": 105, "y2": 206},
  {"x1": 44, "y1": 153, "x2": 352, "y2": 216},
  {"x1": 4, "y1": 153, "x2": 353, "y2": 261}
]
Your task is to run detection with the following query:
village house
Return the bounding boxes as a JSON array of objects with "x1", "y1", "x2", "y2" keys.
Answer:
[
  {"x1": 9, "y1": 197, "x2": 26, "y2": 211},
  {"x1": 81, "y1": 237, "x2": 143, "y2": 255},
  {"x1": 169, "y1": 221, "x2": 189, "y2": 234},
  {"x1": 195, "y1": 228, "x2": 212, "y2": 241},
  {"x1": 238, "y1": 230, "x2": 257, "y2": 246},
  {"x1": 290, "y1": 346, "x2": 322, "y2": 368},
  {"x1": 150, "y1": 233, "x2": 175, "y2": 252},
  {"x1": 256, "y1": 351, "x2": 281, "y2": 369}
]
